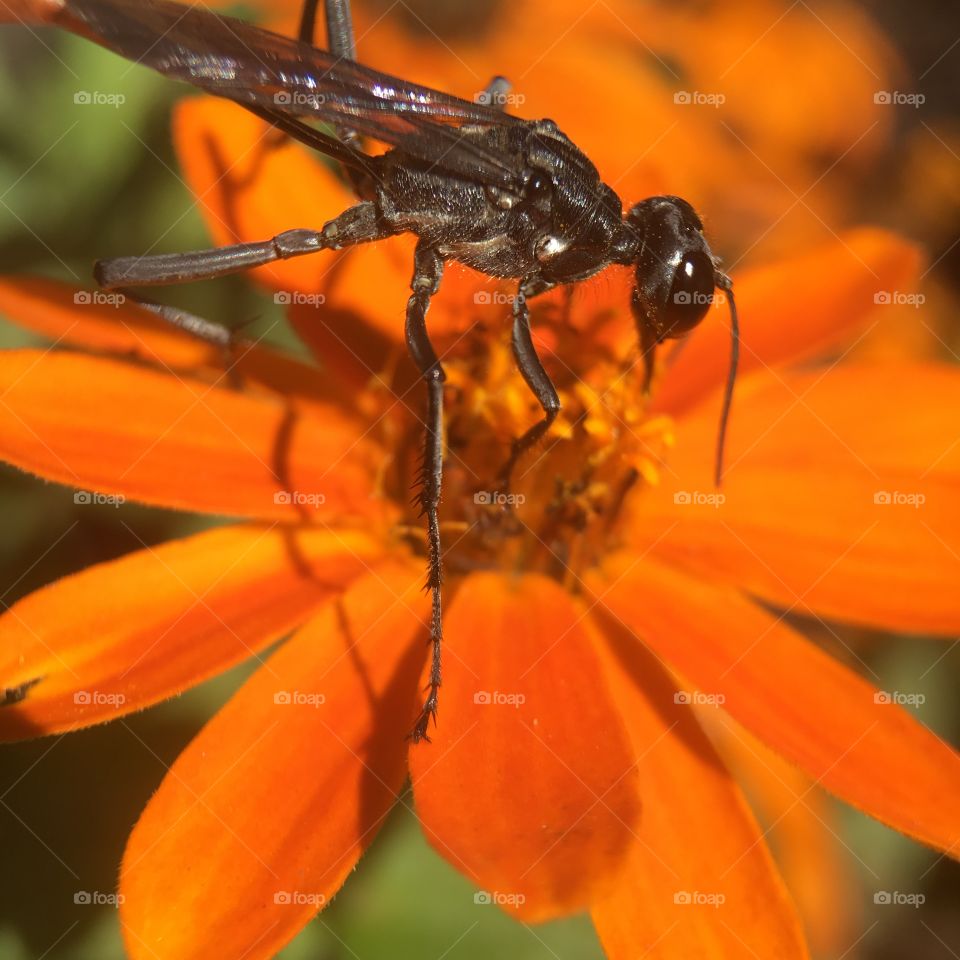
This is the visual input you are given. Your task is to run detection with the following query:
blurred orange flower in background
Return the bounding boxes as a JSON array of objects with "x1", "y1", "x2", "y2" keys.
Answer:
[{"x1": 1, "y1": 1, "x2": 959, "y2": 959}]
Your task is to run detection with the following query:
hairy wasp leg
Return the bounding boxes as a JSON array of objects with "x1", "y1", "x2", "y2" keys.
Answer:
[
  {"x1": 405, "y1": 244, "x2": 447, "y2": 743},
  {"x1": 95, "y1": 202, "x2": 384, "y2": 289},
  {"x1": 497, "y1": 276, "x2": 561, "y2": 494}
]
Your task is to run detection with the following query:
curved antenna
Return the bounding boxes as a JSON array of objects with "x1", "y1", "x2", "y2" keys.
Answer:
[{"x1": 713, "y1": 276, "x2": 739, "y2": 487}]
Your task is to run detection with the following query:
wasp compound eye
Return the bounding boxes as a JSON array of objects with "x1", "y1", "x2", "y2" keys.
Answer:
[{"x1": 662, "y1": 248, "x2": 716, "y2": 339}]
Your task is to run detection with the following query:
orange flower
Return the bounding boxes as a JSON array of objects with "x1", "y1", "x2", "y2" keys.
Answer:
[
  {"x1": 1, "y1": 134, "x2": 959, "y2": 956},
  {"x1": 2, "y1": 2, "x2": 959, "y2": 959}
]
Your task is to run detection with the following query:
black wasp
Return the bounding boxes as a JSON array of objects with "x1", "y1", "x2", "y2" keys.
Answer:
[{"x1": 35, "y1": 0, "x2": 738, "y2": 741}]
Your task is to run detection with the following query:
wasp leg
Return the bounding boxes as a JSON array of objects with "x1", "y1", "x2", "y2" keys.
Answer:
[
  {"x1": 95, "y1": 201, "x2": 386, "y2": 289},
  {"x1": 112, "y1": 292, "x2": 249, "y2": 388},
  {"x1": 497, "y1": 276, "x2": 561, "y2": 495},
  {"x1": 298, "y1": 0, "x2": 367, "y2": 192},
  {"x1": 405, "y1": 244, "x2": 447, "y2": 743},
  {"x1": 299, "y1": 0, "x2": 354, "y2": 58},
  {"x1": 111, "y1": 287, "x2": 262, "y2": 390}
]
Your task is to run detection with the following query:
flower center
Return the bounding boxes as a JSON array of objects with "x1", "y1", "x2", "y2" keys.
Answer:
[{"x1": 389, "y1": 303, "x2": 674, "y2": 585}]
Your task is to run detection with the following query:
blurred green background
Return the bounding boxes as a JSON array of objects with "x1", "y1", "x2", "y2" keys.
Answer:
[{"x1": 1, "y1": 0, "x2": 959, "y2": 957}]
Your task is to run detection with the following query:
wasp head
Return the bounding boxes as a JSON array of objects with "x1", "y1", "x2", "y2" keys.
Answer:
[{"x1": 624, "y1": 195, "x2": 738, "y2": 485}]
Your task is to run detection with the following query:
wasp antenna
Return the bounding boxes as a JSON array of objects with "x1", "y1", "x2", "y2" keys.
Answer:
[{"x1": 714, "y1": 278, "x2": 738, "y2": 488}]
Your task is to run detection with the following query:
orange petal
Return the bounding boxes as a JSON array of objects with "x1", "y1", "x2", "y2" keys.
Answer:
[
  {"x1": 0, "y1": 275, "x2": 211, "y2": 367},
  {"x1": 0, "y1": 524, "x2": 383, "y2": 737},
  {"x1": 588, "y1": 614, "x2": 807, "y2": 959},
  {"x1": 710, "y1": 719, "x2": 861, "y2": 958},
  {"x1": 0, "y1": 276, "x2": 366, "y2": 416},
  {"x1": 586, "y1": 555, "x2": 960, "y2": 859},
  {"x1": 653, "y1": 229, "x2": 923, "y2": 417},
  {"x1": 673, "y1": 362, "x2": 960, "y2": 479},
  {"x1": 0, "y1": 350, "x2": 384, "y2": 520},
  {"x1": 409, "y1": 572, "x2": 640, "y2": 921},
  {"x1": 120, "y1": 562, "x2": 427, "y2": 960},
  {"x1": 635, "y1": 364, "x2": 960, "y2": 634}
]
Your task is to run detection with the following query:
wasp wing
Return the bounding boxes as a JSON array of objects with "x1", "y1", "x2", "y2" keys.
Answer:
[{"x1": 56, "y1": 0, "x2": 526, "y2": 187}]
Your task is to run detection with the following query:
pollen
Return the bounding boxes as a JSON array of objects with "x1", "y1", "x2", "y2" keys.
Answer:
[{"x1": 400, "y1": 314, "x2": 675, "y2": 582}]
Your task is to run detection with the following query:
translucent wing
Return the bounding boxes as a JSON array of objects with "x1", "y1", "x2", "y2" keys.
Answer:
[{"x1": 56, "y1": 0, "x2": 526, "y2": 187}]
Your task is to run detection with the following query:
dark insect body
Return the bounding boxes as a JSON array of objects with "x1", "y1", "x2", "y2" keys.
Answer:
[{"x1": 29, "y1": 0, "x2": 739, "y2": 741}]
